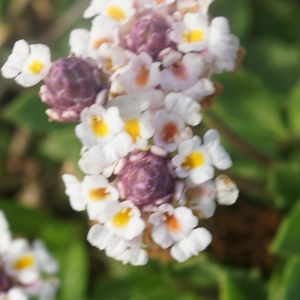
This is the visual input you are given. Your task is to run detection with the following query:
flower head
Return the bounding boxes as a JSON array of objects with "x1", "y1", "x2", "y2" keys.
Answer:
[
  {"x1": 125, "y1": 14, "x2": 174, "y2": 60},
  {"x1": 117, "y1": 149, "x2": 176, "y2": 206},
  {"x1": 40, "y1": 57, "x2": 106, "y2": 122}
]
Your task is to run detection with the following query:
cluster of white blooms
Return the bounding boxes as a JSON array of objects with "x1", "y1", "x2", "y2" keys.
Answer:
[
  {"x1": 0, "y1": 211, "x2": 59, "y2": 300},
  {"x1": 2, "y1": 0, "x2": 241, "y2": 265}
]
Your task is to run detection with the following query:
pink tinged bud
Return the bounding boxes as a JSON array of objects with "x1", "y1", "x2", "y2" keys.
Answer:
[
  {"x1": 125, "y1": 14, "x2": 174, "y2": 60},
  {"x1": 39, "y1": 57, "x2": 106, "y2": 122},
  {"x1": 117, "y1": 150, "x2": 176, "y2": 206},
  {"x1": 0, "y1": 268, "x2": 12, "y2": 292}
]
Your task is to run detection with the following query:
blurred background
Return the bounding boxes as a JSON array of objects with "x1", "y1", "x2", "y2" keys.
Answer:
[{"x1": 1, "y1": 0, "x2": 300, "y2": 299}]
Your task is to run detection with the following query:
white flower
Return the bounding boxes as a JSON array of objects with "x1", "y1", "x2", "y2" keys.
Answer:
[
  {"x1": 0, "y1": 211, "x2": 11, "y2": 254},
  {"x1": 153, "y1": 109, "x2": 192, "y2": 152},
  {"x1": 38, "y1": 278, "x2": 60, "y2": 300},
  {"x1": 161, "y1": 52, "x2": 204, "y2": 92},
  {"x1": 215, "y1": 174, "x2": 239, "y2": 205},
  {"x1": 148, "y1": 204, "x2": 198, "y2": 249},
  {"x1": 1, "y1": 39, "x2": 51, "y2": 87},
  {"x1": 184, "y1": 180, "x2": 216, "y2": 218},
  {"x1": 118, "y1": 52, "x2": 161, "y2": 93},
  {"x1": 0, "y1": 288, "x2": 28, "y2": 300},
  {"x1": 102, "y1": 201, "x2": 145, "y2": 240},
  {"x1": 97, "y1": 43, "x2": 128, "y2": 74},
  {"x1": 75, "y1": 104, "x2": 124, "y2": 148},
  {"x1": 112, "y1": 236, "x2": 148, "y2": 266},
  {"x1": 182, "y1": 78, "x2": 215, "y2": 102},
  {"x1": 108, "y1": 94, "x2": 155, "y2": 148},
  {"x1": 164, "y1": 92, "x2": 202, "y2": 126},
  {"x1": 170, "y1": 13, "x2": 209, "y2": 53},
  {"x1": 83, "y1": 0, "x2": 135, "y2": 24},
  {"x1": 172, "y1": 130, "x2": 232, "y2": 184},
  {"x1": 69, "y1": 29, "x2": 90, "y2": 57},
  {"x1": 62, "y1": 174, "x2": 119, "y2": 221},
  {"x1": 213, "y1": 34, "x2": 240, "y2": 73},
  {"x1": 3, "y1": 239, "x2": 58, "y2": 287},
  {"x1": 170, "y1": 227, "x2": 212, "y2": 262},
  {"x1": 78, "y1": 132, "x2": 133, "y2": 175},
  {"x1": 88, "y1": 224, "x2": 128, "y2": 258}
]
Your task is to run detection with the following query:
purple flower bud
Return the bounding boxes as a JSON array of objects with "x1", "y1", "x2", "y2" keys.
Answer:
[
  {"x1": 125, "y1": 14, "x2": 174, "y2": 60},
  {"x1": 117, "y1": 150, "x2": 176, "y2": 206},
  {"x1": 39, "y1": 57, "x2": 106, "y2": 122},
  {"x1": 0, "y1": 267, "x2": 11, "y2": 293}
]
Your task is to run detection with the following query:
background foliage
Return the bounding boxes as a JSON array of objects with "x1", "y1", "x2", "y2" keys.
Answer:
[{"x1": 1, "y1": 0, "x2": 300, "y2": 299}]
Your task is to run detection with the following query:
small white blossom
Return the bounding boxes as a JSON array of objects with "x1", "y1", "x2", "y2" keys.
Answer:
[
  {"x1": 0, "y1": 211, "x2": 11, "y2": 254},
  {"x1": 170, "y1": 13, "x2": 209, "y2": 53},
  {"x1": 0, "y1": 288, "x2": 28, "y2": 300},
  {"x1": 148, "y1": 204, "x2": 198, "y2": 249},
  {"x1": 4, "y1": 239, "x2": 58, "y2": 286},
  {"x1": 153, "y1": 109, "x2": 192, "y2": 152},
  {"x1": 83, "y1": 0, "x2": 135, "y2": 24},
  {"x1": 172, "y1": 130, "x2": 232, "y2": 184},
  {"x1": 78, "y1": 132, "x2": 133, "y2": 175},
  {"x1": 161, "y1": 52, "x2": 204, "y2": 92},
  {"x1": 164, "y1": 92, "x2": 202, "y2": 126},
  {"x1": 118, "y1": 52, "x2": 161, "y2": 93},
  {"x1": 170, "y1": 227, "x2": 212, "y2": 262},
  {"x1": 1, "y1": 40, "x2": 51, "y2": 87},
  {"x1": 62, "y1": 174, "x2": 119, "y2": 221},
  {"x1": 75, "y1": 104, "x2": 124, "y2": 148},
  {"x1": 215, "y1": 174, "x2": 239, "y2": 205}
]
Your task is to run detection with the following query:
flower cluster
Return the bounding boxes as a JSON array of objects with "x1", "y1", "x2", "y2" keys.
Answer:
[
  {"x1": 1, "y1": 0, "x2": 242, "y2": 265},
  {"x1": 0, "y1": 211, "x2": 59, "y2": 300}
]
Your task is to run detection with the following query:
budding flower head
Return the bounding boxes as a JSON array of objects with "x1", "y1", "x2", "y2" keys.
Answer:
[
  {"x1": 117, "y1": 150, "x2": 176, "y2": 206},
  {"x1": 39, "y1": 56, "x2": 106, "y2": 122},
  {"x1": 0, "y1": 267, "x2": 11, "y2": 293},
  {"x1": 125, "y1": 14, "x2": 174, "y2": 60}
]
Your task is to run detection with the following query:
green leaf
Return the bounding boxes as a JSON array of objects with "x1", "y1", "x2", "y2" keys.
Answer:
[
  {"x1": 271, "y1": 201, "x2": 300, "y2": 257},
  {"x1": 210, "y1": 0, "x2": 252, "y2": 40},
  {"x1": 267, "y1": 163, "x2": 300, "y2": 209},
  {"x1": 39, "y1": 126, "x2": 81, "y2": 166},
  {"x1": 212, "y1": 70, "x2": 289, "y2": 155},
  {"x1": 173, "y1": 255, "x2": 220, "y2": 288},
  {"x1": 219, "y1": 268, "x2": 267, "y2": 300},
  {"x1": 2, "y1": 87, "x2": 68, "y2": 133},
  {"x1": 287, "y1": 80, "x2": 300, "y2": 138},
  {"x1": 268, "y1": 257, "x2": 300, "y2": 300},
  {"x1": 0, "y1": 199, "x2": 54, "y2": 235},
  {"x1": 244, "y1": 37, "x2": 300, "y2": 94}
]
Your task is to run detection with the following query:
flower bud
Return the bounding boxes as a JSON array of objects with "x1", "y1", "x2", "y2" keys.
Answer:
[
  {"x1": 125, "y1": 14, "x2": 174, "y2": 60},
  {"x1": 39, "y1": 57, "x2": 106, "y2": 122},
  {"x1": 0, "y1": 267, "x2": 11, "y2": 293},
  {"x1": 117, "y1": 150, "x2": 176, "y2": 206}
]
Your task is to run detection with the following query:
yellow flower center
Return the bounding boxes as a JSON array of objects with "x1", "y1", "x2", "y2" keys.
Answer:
[
  {"x1": 28, "y1": 60, "x2": 44, "y2": 75},
  {"x1": 14, "y1": 255, "x2": 35, "y2": 271},
  {"x1": 182, "y1": 151, "x2": 206, "y2": 170},
  {"x1": 125, "y1": 118, "x2": 141, "y2": 142},
  {"x1": 135, "y1": 67, "x2": 150, "y2": 87},
  {"x1": 166, "y1": 215, "x2": 181, "y2": 233},
  {"x1": 94, "y1": 38, "x2": 113, "y2": 50},
  {"x1": 182, "y1": 29, "x2": 204, "y2": 43},
  {"x1": 105, "y1": 57, "x2": 113, "y2": 72},
  {"x1": 112, "y1": 208, "x2": 133, "y2": 228},
  {"x1": 106, "y1": 5, "x2": 126, "y2": 22},
  {"x1": 162, "y1": 122, "x2": 179, "y2": 143},
  {"x1": 91, "y1": 116, "x2": 109, "y2": 137},
  {"x1": 89, "y1": 188, "x2": 110, "y2": 201}
]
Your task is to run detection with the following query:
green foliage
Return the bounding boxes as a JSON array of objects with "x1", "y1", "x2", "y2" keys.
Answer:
[
  {"x1": 2, "y1": 87, "x2": 67, "y2": 133},
  {"x1": 268, "y1": 258, "x2": 300, "y2": 300},
  {"x1": 271, "y1": 201, "x2": 300, "y2": 257},
  {"x1": 267, "y1": 163, "x2": 300, "y2": 209}
]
